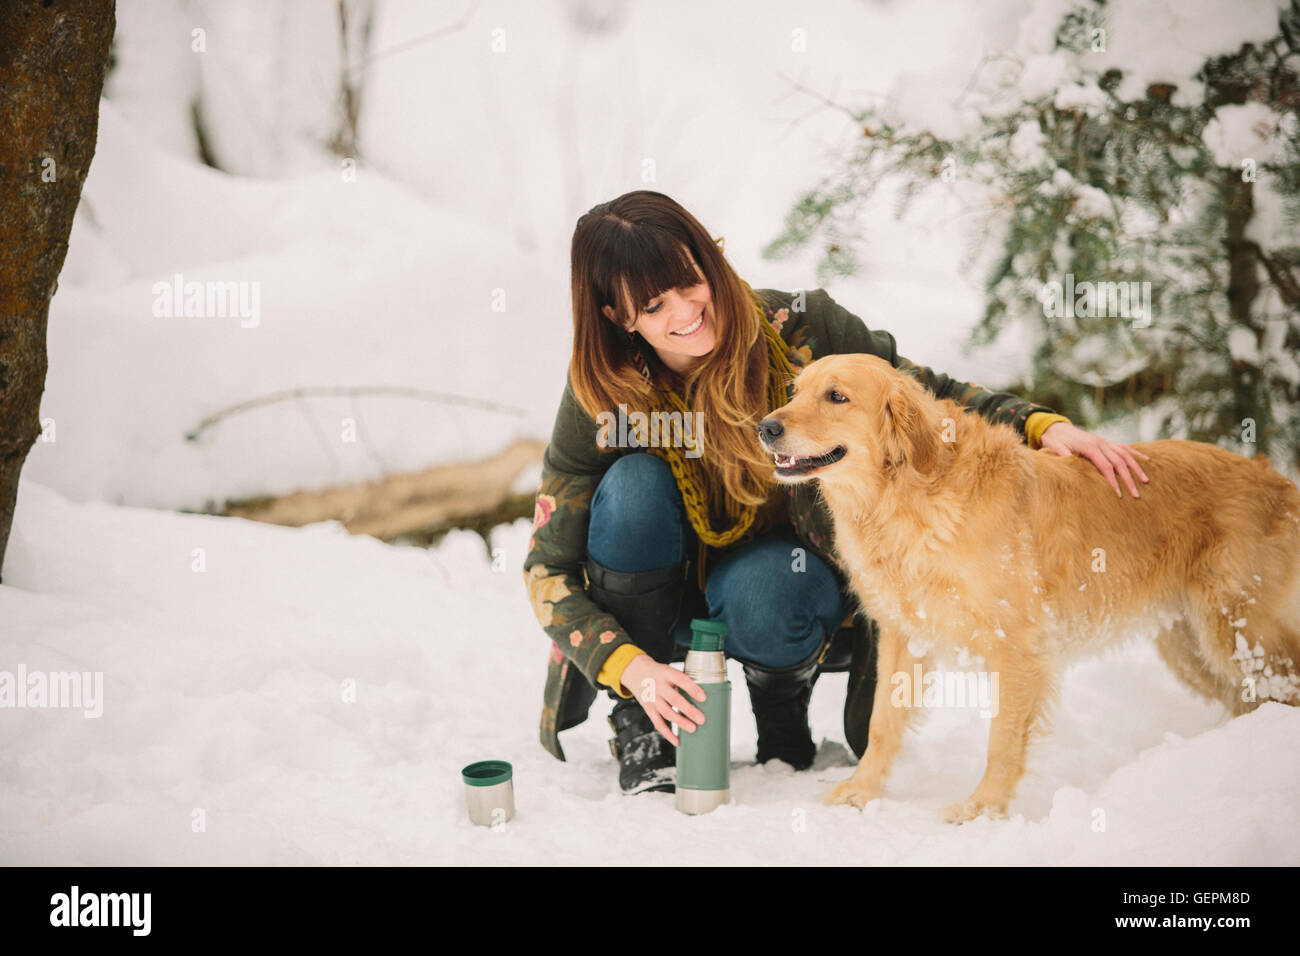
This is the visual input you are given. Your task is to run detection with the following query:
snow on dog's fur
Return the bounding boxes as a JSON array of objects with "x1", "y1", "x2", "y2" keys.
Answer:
[{"x1": 759, "y1": 353, "x2": 1300, "y2": 822}]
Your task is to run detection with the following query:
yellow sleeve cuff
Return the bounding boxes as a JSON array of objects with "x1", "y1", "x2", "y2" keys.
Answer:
[
  {"x1": 1025, "y1": 412, "x2": 1071, "y2": 450},
  {"x1": 597, "y1": 644, "x2": 645, "y2": 698}
]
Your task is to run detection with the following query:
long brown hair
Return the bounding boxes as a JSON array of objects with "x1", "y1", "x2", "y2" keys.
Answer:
[{"x1": 569, "y1": 190, "x2": 778, "y2": 509}]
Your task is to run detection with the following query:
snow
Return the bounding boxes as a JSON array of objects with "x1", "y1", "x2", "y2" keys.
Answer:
[
  {"x1": 1053, "y1": 81, "x2": 1108, "y2": 114},
  {"x1": 1228, "y1": 327, "x2": 1260, "y2": 363},
  {"x1": 1246, "y1": 175, "x2": 1296, "y2": 251},
  {"x1": 1047, "y1": 167, "x2": 1114, "y2": 220},
  {"x1": 1018, "y1": 52, "x2": 1071, "y2": 102},
  {"x1": 1089, "y1": 0, "x2": 1290, "y2": 105},
  {"x1": 104, "y1": 1, "x2": 348, "y2": 177},
  {"x1": 6, "y1": 0, "x2": 1298, "y2": 865},
  {"x1": 3, "y1": 477, "x2": 1297, "y2": 864},
  {"x1": 861, "y1": 0, "x2": 1290, "y2": 139},
  {"x1": 47, "y1": 0, "x2": 1023, "y2": 513},
  {"x1": 1202, "y1": 102, "x2": 1292, "y2": 168},
  {"x1": 1008, "y1": 119, "x2": 1049, "y2": 168},
  {"x1": 42, "y1": 101, "x2": 561, "y2": 511}
]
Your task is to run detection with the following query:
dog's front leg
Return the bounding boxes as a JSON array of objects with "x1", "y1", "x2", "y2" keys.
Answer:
[
  {"x1": 823, "y1": 624, "x2": 916, "y2": 810},
  {"x1": 943, "y1": 641, "x2": 1053, "y2": 824}
]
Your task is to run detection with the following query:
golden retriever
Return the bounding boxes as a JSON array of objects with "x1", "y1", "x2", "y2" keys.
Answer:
[{"x1": 758, "y1": 353, "x2": 1300, "y2": 823}]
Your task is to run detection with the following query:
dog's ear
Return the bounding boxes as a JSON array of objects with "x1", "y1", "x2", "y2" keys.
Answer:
[{"x1": 881, "y1": 373, "x2": 942, "y2": 477}]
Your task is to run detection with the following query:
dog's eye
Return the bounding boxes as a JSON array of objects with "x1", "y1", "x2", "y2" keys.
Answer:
[{"x1": 826, "y1": 389, "x2": 848, "y2": 404}]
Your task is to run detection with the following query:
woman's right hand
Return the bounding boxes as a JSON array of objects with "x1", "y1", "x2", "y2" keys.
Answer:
[{"x1": 619, "y1": 653, "x2": 707, "y2": 746}]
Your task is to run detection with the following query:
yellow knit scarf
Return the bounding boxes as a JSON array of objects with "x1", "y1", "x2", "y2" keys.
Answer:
[{"x1": 630, "y1": 313, "x2": 798, "y2": 590}]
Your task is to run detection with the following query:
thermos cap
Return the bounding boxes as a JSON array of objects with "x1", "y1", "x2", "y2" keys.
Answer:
[
  {"x1": 462, "y1": 759, "x2": 513, "y2": 787},
  {"x1": 689, "y1": 618, "x2": 727, "y2": 651}
]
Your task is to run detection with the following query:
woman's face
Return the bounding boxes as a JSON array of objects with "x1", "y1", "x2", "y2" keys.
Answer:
[{"x1": 603, "y1": 277, "x2": 716, "y2": 375}]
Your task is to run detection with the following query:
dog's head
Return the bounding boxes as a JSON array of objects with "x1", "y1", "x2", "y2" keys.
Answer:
[{"x1": 757, "y1": 353, "x2": 947, "y2": 490}]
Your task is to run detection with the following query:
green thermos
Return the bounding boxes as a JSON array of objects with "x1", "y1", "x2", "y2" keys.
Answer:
[{"x1": 675, "y1": 618, "x2": 731, "y2": 815}]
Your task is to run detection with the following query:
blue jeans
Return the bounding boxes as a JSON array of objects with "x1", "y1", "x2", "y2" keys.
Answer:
[{"x1": 587, "y1": 452, "x2": 844, "y2": 668}]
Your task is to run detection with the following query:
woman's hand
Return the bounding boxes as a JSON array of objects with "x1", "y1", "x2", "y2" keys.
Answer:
[
  {"x1": 619, "y1": 653, "x2": 707, "y2": 746},
  {"x1": 1040, "y1": 421, "x2": 1151, "y2": 498}
]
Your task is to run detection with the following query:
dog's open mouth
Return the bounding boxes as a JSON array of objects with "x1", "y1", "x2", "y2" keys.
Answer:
[{"x1": 772, "y1": 446, "x2": 847, "y2": 477}]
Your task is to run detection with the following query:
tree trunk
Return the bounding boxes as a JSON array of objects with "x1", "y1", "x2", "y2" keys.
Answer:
[
  {"x1": 1222, "y1": 171, "x2": 1266, "y2": 456},
  {"x1": 0, "y1": 1, "x2": 116, "y2": 583},
  {"x1": 328, "y1": 0, "x2": 377, "y2": 160}
]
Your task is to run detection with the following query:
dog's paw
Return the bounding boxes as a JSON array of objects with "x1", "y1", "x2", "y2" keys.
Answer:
[
  {"x1": 822, "y1": 778, "x2": 880, "y2": 810},
  {"x1": 942, "y1": 795, "x2": 1008, "y2": 824}
]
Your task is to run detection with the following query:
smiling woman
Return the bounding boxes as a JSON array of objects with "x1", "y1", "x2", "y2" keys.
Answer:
[
  {"x1": 522, "y1": 188, "x2": 1130, "y2": 798},
  {"x1": 602, "y1": 277, "x2": 716, "y2": 373}
]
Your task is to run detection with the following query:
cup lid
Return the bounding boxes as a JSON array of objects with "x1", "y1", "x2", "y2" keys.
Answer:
[
  {"x1": 462, "y1": 760, "x2": 513, "y2": 787},
  {"x1": 689, "y1": 618, "x2": 727, "y2": 651}
]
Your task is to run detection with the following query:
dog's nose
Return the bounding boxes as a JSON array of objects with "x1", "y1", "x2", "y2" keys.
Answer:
[{"x1": 757, "y1": 417, "x2": 784, "y2": 443}]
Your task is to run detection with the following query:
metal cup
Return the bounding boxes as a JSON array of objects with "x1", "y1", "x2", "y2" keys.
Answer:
[{"x1": 462, "y1": 760, "x2": 515, "y2": 827}]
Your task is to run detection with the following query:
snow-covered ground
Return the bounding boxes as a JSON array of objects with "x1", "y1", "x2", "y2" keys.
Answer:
[
  {"x1": 2, "y1": 479, "x2": 1297, "y2": 864},
  {"x1": 3, "y1": 0, "x2": 1297, "y2": 865}
]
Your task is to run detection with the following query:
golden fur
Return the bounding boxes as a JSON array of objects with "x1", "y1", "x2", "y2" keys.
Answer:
[{"x1": 759, "y1": 353, "x2": 1300, "y2": 822}]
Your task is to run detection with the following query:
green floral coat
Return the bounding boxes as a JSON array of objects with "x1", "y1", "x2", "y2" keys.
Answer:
[{"x1": 523, "y1": 287, "x2": 1066, "y2": 761}]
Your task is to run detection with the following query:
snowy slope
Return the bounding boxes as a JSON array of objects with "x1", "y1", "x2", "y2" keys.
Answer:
[
  {"x1": 2, "y1": 477, "x2": 1296, "y2": 865},
  {"x1": 37, "y1": 0, "x2": 1292, "y2": 511},
  {"x1": 33, "y1": 0, "x2": 1026, "y2": 512},
  {"x1": 36, "y1": 101, "x2": 562, "y2": 512}
]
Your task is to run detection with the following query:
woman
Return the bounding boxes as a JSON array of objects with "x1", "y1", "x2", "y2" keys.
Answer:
[{"x1": 523, "y1": 190, "x2": 1149, "y2": 794}]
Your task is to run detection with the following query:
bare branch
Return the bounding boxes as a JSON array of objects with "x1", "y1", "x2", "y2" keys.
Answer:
[{"x1": 184, "y1": 384, "x2": 527, "y2": 442}]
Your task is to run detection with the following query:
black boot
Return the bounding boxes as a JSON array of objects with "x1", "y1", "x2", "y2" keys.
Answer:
[
  {"x1": 586, "y1": 554, "x2": 688, "y2": 794},
  {"x1": 607, "y1": 697, "x2": 675, "y2": 794},
  {"x1": 743, "y1": 648, "x2": 824, "y2": 771}
]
